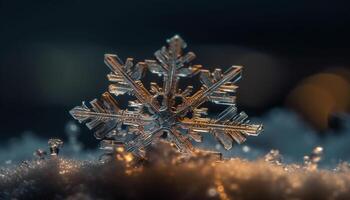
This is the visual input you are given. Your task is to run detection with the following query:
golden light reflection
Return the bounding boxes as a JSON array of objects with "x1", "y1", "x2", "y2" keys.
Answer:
[
  {"x1": 58, "y1": 159, "x2": 80, "y2": 175},
  {"x1": 5, "y1": 143, "x2": 350, "y2": 199}
]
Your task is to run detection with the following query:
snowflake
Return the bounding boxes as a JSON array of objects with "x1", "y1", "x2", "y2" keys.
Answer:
[{"x1": 70, "y1": 35, "x2": 263, "y2": 158}]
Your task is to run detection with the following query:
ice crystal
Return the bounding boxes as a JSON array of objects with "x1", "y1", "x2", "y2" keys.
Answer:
[
  {"x1": 265, "y1": 149, "x2": 283, "y2": 165},
  {"x1": 48, "y1": 138, "x2": 63, "y2": 156},
  {"x1": 304, "y1": 146, "x2": 323, "y2": 171},
  {"x1": 70, "y1": 35, "x2": 263, "y2": 158},
  {"x1": 33, "y1": 149, "x2": 47, "y2": 160}
]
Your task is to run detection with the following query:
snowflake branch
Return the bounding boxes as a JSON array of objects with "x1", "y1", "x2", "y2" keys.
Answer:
[
  {"x1": 70, "y1": 92, "x2": 155, "y2": 139},
  {"x1": 166, "y1": 127, "x2": 194, "y2": 154},
  {"x1": 124, "y1": 127, "x2": 164, "y2": 157},
  {"x1": 175, "y1": 66, "x2": 242, "y2": 117},
  {"x1": 104, "y1": 54, "x2": 160, "y2": 113}
]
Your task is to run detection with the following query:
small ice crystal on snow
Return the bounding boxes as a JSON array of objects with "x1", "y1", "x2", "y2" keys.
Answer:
[
  {"x1": 264, "y1": 149, "x2": 282, "y2": 165},
  {"x1": 70, "y1": 35, "x2": 263, "y2": 158},
  {"x1": 48, "y1": 139, "x2": 63, "y2": 156},
  {"x1": 304, "y1": 146, "x2": 323, "y2": 170},
  {"x1": 33, "y1": 149, "x2": 47, "y2": 160}
]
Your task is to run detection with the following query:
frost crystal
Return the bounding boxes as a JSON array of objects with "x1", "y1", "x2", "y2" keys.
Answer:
[
  {"x1": 304, "y1": 146, "x2": 323, "y2": 170},
  {"x1": 70, "y1": 35, "x2": 263, "y2": 157},
  {"x1": 48, "y1": 138, "x2": 63, "y2": 156}
]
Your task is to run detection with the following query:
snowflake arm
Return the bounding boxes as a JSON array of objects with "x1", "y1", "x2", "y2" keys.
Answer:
[
  {"x1": 166, "y1": 127, "x2": 195, "y2": 154},
  {"x1": 179, "y1": 104, "x2": 262, "y2": 150},
  {"x1": 104, "y1": 54, "x2": 161, "y2": 113},
  {"x1": 70, "y1": 92, "x2": 154, "y2": 140},
  {"x1": 123, "y1": 127, "x2": 164, "y2": 157},
  {"x1": 144, "y1": 35, "x2": 201, "y2": 110},
  {"x1": 175, "y1": 66, "x2": 242, "y2": 117}
]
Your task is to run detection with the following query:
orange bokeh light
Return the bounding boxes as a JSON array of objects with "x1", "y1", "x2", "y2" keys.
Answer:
[{"x1": 287, "y1": 68, "x2": 350, "y2": 130}]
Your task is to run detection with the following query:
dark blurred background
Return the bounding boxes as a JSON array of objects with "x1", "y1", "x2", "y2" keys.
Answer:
[{"x1": 0, "y1": 0, "x2": 350, "y2": 163}]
